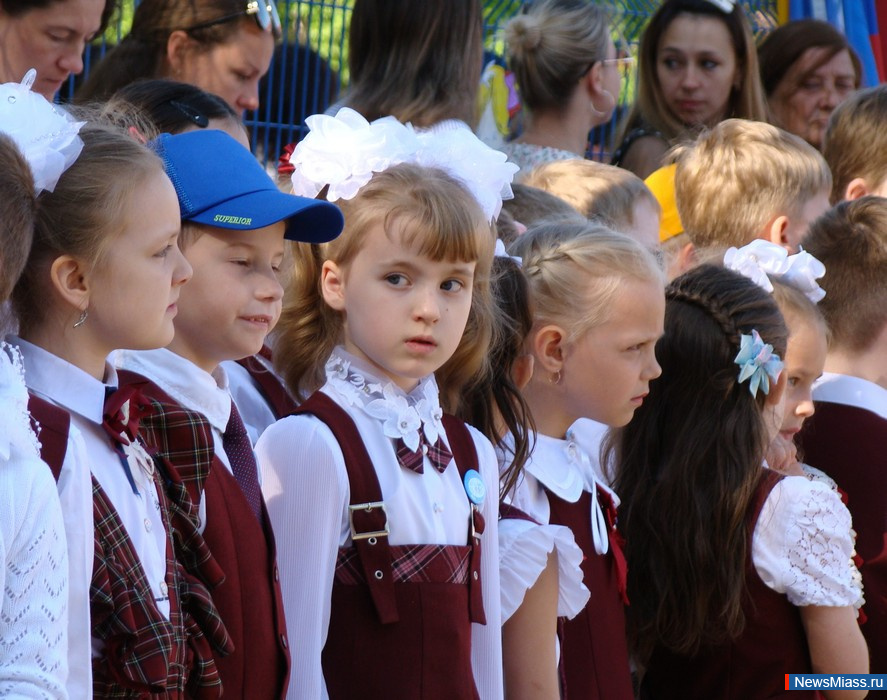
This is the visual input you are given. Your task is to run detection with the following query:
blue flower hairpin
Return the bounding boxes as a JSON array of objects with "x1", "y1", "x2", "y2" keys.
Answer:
[{"x1": 734, "y1": 329, "x2": 784, "y2": 398}]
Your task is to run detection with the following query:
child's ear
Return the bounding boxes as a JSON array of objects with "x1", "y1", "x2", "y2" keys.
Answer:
[
  {"x1": 844, "y1": 177, "x2": 870, "y2": 202},
  {"x1": 531, "y1": 324, "x2": 566, "y2": 374},
  {"x1": 49, "y1": 255, "x2": 90, "y2": 315},
  {"x1": 676, "y1": 241, "x2": 697, "y2": 275},
  {"x1": 320, "y1": 260, "x2": 346, "y2": 311},
  {"x1": 764, "y1": 215, "x2": 790, "y2": 250},
  {"x1": 511, "y1": 353, "x2": 535, "y2": 390}
]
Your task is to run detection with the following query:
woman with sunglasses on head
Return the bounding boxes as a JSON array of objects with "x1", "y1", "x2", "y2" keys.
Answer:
[
  {"x1": 0, "y1": 0, "x2": 116, "y2": 99},
  {"x1": 611, "y1": 0, "x2": 768, "y2": 179},
  {"x1": 502, "y1": 0, "x2": 625, "y2": 176},
  {"x1": 77, "y1": 0, "x2": 278, "y2": 114}
]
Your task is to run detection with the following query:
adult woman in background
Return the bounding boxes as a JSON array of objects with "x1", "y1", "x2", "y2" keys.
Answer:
[
  {"x1": 612, "y1": 0, "x2": 768, "y2": 179},
  {"x1": 0, "y1": 0, "x2": 116, "y2": 98},
  {"x1": 340, "y1": 0, "x2": 484, "y2": 129},
  {"x1": 501, "y1": 0, "x2": 624, "y2": 176},
  {"x1": 77, "y1": 0, "x2": 276, "y2": 114},
  {"x1": 758, "y1": 19, "x2": 861, "y2": 150}
]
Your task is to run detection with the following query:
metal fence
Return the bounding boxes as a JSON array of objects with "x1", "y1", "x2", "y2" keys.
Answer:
[{"x1": 63, "y1": 0, "x2": 778, "y2": 166}]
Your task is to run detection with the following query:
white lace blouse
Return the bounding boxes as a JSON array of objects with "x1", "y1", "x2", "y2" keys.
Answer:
[
  {"x1": 0, "y1": 342, "x2": 69, "y2": 698},
  {"x1": 752, "y1": 472, "x2": 864, "y2": 609},
  {"x1": 257, "y1": 348, "x2": 503, "y2": 700}
]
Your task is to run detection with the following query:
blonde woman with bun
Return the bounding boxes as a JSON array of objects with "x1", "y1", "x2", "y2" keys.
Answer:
[{"x1": 502, "y1": 0, "x2": 623, "y2": 176}]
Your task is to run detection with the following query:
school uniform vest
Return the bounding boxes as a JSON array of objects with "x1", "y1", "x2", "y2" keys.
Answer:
[
  {"x1": 118, "y1": 370, "x2": 291, "y2": 699},
  {"x1": 799, "y1": 401, "x2": 887, "y2": 692},
  {"x1": 293, "y1": 391, "x2": 485, "y2": 700},
  {"x1": 546, "y1": 486, "x2": 634, "y2": 700},
  {"x1": 27, "y1": 393, "x2": 228, "y2": 699},
  {"x1": 641, "y1": 470, "x2": 817, "y2": 700}
]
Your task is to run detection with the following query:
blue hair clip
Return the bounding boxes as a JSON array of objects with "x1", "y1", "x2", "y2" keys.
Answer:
[{"x1": 734, "y1": 330, "x2": 784, "y2": 398}]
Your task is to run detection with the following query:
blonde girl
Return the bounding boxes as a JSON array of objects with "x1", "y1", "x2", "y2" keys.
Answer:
[
  {"x1": 507, "y1": 219, "x2": 665, "y2": 699},
  {"x1": 9, "y1": 116, "x2": 233, "y2": 698},
  {"x1": 258, "y1": 133, "x2": 507, "y2": 697}
]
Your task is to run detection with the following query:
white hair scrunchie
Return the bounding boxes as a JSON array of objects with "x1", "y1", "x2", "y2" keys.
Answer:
[{"x1": 0, "y1": 69, "x2": 85, "y2": 194}]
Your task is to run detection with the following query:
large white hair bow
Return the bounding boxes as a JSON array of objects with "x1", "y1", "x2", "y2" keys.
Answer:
[
  {"x1": 290, "y1": 107, "x2": 519, "y2": 221},
  {"x1": 723, "y1": 239, "x2": 826, "y2": 303},
  {"x1": 0, "y1": 70, "x2": 85, "y2": 194}
]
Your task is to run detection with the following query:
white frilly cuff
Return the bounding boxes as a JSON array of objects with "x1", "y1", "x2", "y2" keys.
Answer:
[{"x1": 498, "y1": 518, "x2": 590, "y2": 623}]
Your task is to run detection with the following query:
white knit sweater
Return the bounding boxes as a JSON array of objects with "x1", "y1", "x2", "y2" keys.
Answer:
[{"x1": 0, "y1": 343, "x2": 68, "y2": 699}]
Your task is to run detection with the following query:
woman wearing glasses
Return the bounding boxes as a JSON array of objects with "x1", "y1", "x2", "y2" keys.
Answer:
[
  {"x1": 0, "y1": 0, "x2": 115, "y2": 99},
  {"x1": 78, "y1": 0, "x2": 278, "y2": 114},
  {"x1": 611, "y1": 0, "x2": 768, "y2": 179},
  {"x1": 501, "y1": 0, "x2": 625, "y2": 177}
]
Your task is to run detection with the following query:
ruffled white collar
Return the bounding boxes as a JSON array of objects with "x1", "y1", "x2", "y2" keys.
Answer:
[
  {"x1": 521, "y1": 432, "x2": 586, "y2": 504},
  {"x1": 324, "y1": 347, "x2": 447, "y2": 452},
  {"x1": 0, "y1": 342, "x2": 41, "y2": 460}
]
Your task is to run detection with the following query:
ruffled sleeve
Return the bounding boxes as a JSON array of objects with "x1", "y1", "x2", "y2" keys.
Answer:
[
  {"x1": 498, "y1": 517, "x2": 590, "y2": 623},
  {"x1": 752, "y1": 475, "x2": 864, "y2": 609}
]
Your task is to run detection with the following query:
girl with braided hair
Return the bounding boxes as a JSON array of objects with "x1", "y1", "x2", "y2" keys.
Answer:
[
  {"x1": 611, "y1": 264, "x2": 867, "y2": 699},
  {"x1": 506, "y1": 219, "x2": 665, "y2": 699}
]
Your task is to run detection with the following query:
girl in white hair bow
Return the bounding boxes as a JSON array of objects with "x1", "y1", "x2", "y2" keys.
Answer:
[{"x1": 258, "y1": 108, "x2": 516, "y2": 700}]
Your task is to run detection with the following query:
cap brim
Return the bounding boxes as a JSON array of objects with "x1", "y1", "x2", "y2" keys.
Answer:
[{"x1": 187, "y1": 188, "x2": 344, "y2": 243}]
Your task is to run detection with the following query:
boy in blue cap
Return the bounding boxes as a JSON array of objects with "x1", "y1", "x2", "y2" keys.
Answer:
[{"x1": 117, "y1": 129, "x2": 344, "y2": 698}]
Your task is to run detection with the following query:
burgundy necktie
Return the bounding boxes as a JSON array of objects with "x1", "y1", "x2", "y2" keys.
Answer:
[
  {"x1": 395, "y1": 431, "x2": 453, "y2": 475},
  {"x1": 222, "y1": 402, "x2": 263, "y2": 521},
  {"x1": 103, "y1": 385, "x2": 152, "y2": 495}
]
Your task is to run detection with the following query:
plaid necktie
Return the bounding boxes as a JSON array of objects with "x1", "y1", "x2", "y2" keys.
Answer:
[
  {"x1": 395, "y1": 431, "x2": 453, "y2": 475},
  {"x1": 222, "y1": 403, "x2": 263, "y2": 521}
]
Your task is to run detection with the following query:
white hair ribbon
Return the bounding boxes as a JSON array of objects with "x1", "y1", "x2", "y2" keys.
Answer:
[
  {"x1": 723, "y1": 239, "x2": 826, "y2": 303},
  {"x1": 0, "y1": 70, "x2": 85, "y2": 194},
  {"x1": 290, "y1": 107, "x2": 519, "y2": 221}
]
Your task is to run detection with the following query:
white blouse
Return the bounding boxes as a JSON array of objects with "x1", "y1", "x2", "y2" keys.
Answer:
[
  {"x1": 16, "y1": 339, "x2": 172, "y2": 661},
  {"x1": 752, "y1": 472, "x2": 864, "y2": 609},
  {"x1": 497, "y1": 433, "x2": 589, "y2": 624},
  {"x1": 257, "y1": 348, "x2": 503, "y2": 700},
  {"x1": 0, "y1": 343, "x2": 68, "y2": 698}
]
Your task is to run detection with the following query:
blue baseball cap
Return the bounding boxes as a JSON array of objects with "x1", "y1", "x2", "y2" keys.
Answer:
[{"x1": 152, "y1": 129, "x2": 344, "y2": 243}]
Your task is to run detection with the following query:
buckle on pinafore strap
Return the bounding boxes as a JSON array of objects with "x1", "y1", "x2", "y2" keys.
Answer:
[{"x1": 348, "y1": 501, "x2": 390, "y2": 541}]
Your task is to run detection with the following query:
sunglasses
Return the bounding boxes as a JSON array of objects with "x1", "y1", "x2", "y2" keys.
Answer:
[{"x1": 185, "y1": 2, "x2": 281, "y2": 39}]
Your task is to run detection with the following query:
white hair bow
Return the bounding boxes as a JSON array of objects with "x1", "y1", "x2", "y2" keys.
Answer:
[
  {"x1": 290, "y1": 107, "x2": 519, "y2": 221},
  {"x1": 723, "y1": 239, "x2": 826, "y2": 303},
  {"x1": 0, "y1": 70, "x2": 84, "y2": 194}
]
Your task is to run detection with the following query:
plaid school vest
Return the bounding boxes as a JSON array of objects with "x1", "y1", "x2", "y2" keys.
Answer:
[
  {"x1": 119, "y1": 370, "x2": 291, "y2": 699},
  {"x1": 293, "y1": 391, "x2": 485, "y2": 700},
  {"x1": 28, "y1": 392, "x2": 231, "y2": 699}
]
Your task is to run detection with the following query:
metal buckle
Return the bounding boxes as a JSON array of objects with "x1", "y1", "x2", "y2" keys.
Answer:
[
  {"x1": 470, "y1": 504, "x2": 481, "y2": 542},
  {"x1": 349, "y1": 501, "x2": 390, "y2": 540}
]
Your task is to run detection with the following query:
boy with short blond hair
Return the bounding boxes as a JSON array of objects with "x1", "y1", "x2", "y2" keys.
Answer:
[
  {"x1": 501, "y1": 181, "x2": 584, "y2": 230},
  {"x1": 822, "y1": 85, "x2": 887, "y2": 204},
  {"x1": 798, "y1": 196, "x2": 887, "y2": 686},
  {"x1": 675, "y1": 118, "x2": 831, "y2": 256},
  {"x1": 523, "y1": 158, "x2": 661, "y2": 250}
]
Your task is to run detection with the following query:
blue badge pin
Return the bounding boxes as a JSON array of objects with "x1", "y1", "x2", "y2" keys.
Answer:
[{"x1": 463, "y1": 469, "x2": 486, "y2": 506}]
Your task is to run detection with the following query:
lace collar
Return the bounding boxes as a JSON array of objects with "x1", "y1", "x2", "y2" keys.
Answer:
[
  {"x1": 324, "y1": 348, "x2": 446, "y2": 452},
  {"x1": 0, "y1": 341, "x2": 41, "y2": 460}
]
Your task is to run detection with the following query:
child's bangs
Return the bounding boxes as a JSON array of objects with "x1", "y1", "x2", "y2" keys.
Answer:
[
  {"x1": 385, "y1": 205, "x2": 491, "y2": 264},
  {"x1": 366, "y1": 163, "x2": 492, "y2": 263}
]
